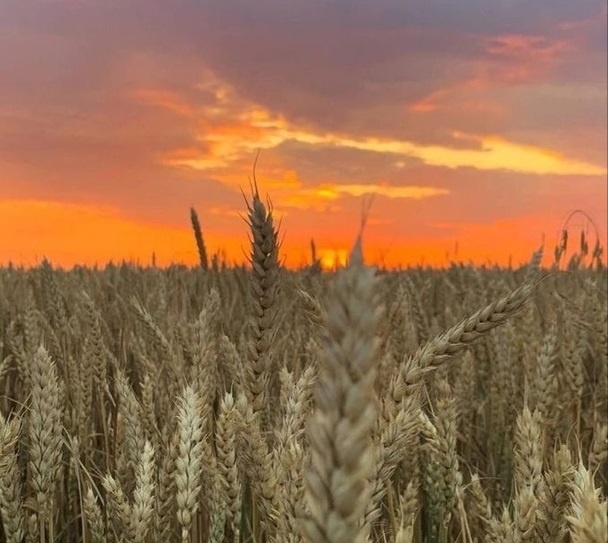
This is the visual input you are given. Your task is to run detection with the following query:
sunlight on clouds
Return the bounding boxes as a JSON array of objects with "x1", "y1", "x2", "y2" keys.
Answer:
[
  {"x1": 421, "y1": 136, "x2": 605, "y2": 175},
  {"x1": 327, "y1": 184, "x2": 449, "y2": 199},
  {"x1": 314, "y1": 133, "x2": 606, "y2": 176},
  {"x1": 294, "y1": 183, "x2": 449, "y2": 201},
  {"x1": 130, "y1": 66, "x2": 605, "y2": 231},
  {"x1": 314, "y1": 187, "x2": 340, "y2": 200},
  {"x1": 272, "y1": 181, "x2": 447, "y2": 212},
  {"x1": 147, "y1": 81, "x2": 605, "y2": 178},
  {"x1": 260, "y1": 169, "x2": 303, "y2": 190}
]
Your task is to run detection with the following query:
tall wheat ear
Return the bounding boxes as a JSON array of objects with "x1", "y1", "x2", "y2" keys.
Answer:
[
  {"x1": 242, "y1": 173, "x2": 281, "y2": 419},
  {"x1": 302, "y1": 221, "x2": 383, "y2": 543},
  {"x1": 190, "y1": 207, "x2": 209, "y2": 270}
]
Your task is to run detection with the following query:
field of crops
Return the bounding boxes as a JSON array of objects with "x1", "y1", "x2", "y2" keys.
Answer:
[{"x1": 0, "y1": 192, "x2": 606, "y2": 543}]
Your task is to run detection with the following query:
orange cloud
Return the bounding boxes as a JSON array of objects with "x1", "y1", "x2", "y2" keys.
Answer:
[
  {"x1": 323, "y1": 184, "x2": 450, "y2": 199},
  {"x1": 128, "y1": 60, "x2": 605, "y2": 188},
  {"x1": 167, "y1": 123, "x2": 606, "y2": 176},
  {"x1": 408, "y1": 83, "x2": 507, "y2": 118},
  {"x1": 477, "y1": 34, "x2": 574, "y2": 85},
  {"x1": 425, "y1": 133, "x2": 606, "y2": 175},
  {"x1": 485, "y1": 34, "x2": 571, "y2": 61},
  {"x1": 409, "y1": 89, "x2": 450, "y2": 113},
  {"x1": 257, "y1": 169, "x2": 303, "y2": 191},
  {"x1": 146, "y1": 82, "x2": 604, "y2": 178},
  {"x1": 250, "y1": 181, "x2": 448, "y2": 213},
  {"x1": 409, "y1": 33, "x2": 578, "y2": 117}
]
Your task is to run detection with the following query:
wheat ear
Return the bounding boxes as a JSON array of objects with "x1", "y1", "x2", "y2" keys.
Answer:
[
  {"x1": 303, "y1": 235, "x2": 382, "y2": 543},
  {"x1": 190, "y1": 207, "x2": 209, "y2": 270},
  {"x1": 0, "y1": 413, "x2": 24, "y2": 543}
]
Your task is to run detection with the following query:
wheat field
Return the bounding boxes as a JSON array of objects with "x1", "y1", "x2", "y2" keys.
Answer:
[{"x1": 0, "y1": 191, "x2": 606, "y2": 543}]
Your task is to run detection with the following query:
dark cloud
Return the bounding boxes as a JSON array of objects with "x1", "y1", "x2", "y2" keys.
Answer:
[{"x1": 2, "y1": 0, "x2": 604, "y2": 134}]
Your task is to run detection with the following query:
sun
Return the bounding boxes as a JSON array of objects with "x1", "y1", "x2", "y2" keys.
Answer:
[{"x1": 319, "y1": 248, "x2": 349, "y2": 271}]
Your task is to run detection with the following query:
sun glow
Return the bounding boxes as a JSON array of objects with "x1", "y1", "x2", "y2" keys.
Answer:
[{"x1": 319, "y1": 248, "x2": 349, "y2": 271}]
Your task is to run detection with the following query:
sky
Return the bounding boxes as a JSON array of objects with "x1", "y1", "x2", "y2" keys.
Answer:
[{"x1": 0, "y1": 0, "x2": 606, "y2": 269}]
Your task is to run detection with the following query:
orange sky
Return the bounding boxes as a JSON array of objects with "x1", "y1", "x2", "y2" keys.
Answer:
[{"x1": 0, "y1": 1, "x2": 606, "y2": 269}]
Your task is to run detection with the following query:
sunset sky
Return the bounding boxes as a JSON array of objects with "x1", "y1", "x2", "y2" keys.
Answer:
[{"x1": 1, "y1": 0, "x2": 606, "y2": 269}]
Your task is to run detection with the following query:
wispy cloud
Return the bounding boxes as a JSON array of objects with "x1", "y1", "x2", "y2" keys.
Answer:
[
  {"x1": 133, "y1": 89, "x2": 195, "y2": 116},
  {"x1": 274, "y1": 181, "x2": 448, "y2": 211},
  {"x1": 306, "y1": 184, "x2": 450, "y2": 200}
]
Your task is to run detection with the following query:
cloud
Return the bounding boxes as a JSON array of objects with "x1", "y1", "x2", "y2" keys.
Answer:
[
  {"x1": 478, "y1": 34, "x2": 574, "y2": 85},
  {"x1": 309, "y1": 184, "x2": 449, "y2": 200},
  {"x1": 273, "y1": 181, "x2": 448, "y2": 212},
  {"x1": 157, "y1": 88, "x2": 605, "y2": 176},
  {"x1": 0, "y1": 0, "x2": 605, "y2": 267},
  {"x1": 133, "y1": 89, "x2": 195, "y2": 116}
]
